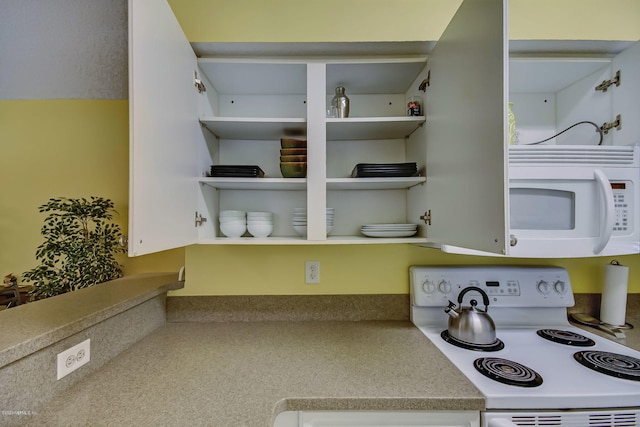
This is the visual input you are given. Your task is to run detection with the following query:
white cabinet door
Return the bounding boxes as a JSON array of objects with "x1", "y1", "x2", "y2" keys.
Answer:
[
  {"x1": 128, "y1": 0, "x2": 201, "y2": 255},
  {"x1": 422, "y1": 0, "x2": 509, "y2": 255},
  {"x1": 612, "y1": 41, "x2": 640, "y2": 147}
]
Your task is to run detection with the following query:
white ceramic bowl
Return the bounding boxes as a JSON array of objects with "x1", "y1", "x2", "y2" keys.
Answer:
[
  {"x1": 219, "y1": 216, "x2": 247, "y2": 223},
  {"x1": 247, "y1": 211, "x2": 272, "y2": 217},
  {"x1": 247, "y1": 220, "x2": 273, "y2": 226},
  {"x1": 220, "y1": 210, "x2": 245, "y2": 217},
  {"x1": 220, "y1": 220, "x2": 246, "y2": 238},
  {"x1": 247, "y1": 222, "x2": 273, "y2": 238},
  {"x1": 293, "y1": 225, "x2": 307, "y2": 236}
]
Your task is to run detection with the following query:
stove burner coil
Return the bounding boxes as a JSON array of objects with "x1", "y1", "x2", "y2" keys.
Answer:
[
  {"x1": 574, "y1": 351, "x2": 640, "y2": 381},
  {"x1": 440, "y1": 330, "x2": 504, "y2": 352},
  {"x1": 536, "y1": 329, "x2": 596, "y2": 347},
  {"x1": 474, "y1": 357, "x2": 543, "y2": 387}
]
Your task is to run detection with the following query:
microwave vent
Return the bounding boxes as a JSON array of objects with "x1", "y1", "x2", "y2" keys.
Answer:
[{"x1": 509, "y1": 145, "x2": 639, "y2": 166}]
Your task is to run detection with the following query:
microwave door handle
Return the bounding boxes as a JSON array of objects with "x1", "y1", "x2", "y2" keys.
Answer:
[{"x1": 593, "y1": 168, "x2": 615, "y2": 254}]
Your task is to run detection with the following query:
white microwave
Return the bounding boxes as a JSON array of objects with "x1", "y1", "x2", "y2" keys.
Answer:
[{"x1": 508, "y1": 145, "x2": 640, "y2": 258}]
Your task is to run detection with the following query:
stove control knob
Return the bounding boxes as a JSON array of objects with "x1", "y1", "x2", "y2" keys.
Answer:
[
  {"x1": 536, "y1": 280, "x2": 550, "y2": 295},
  {"x1": 438, "y1": 280, "x2": 452, "y2": 294},
  {"x1": 422, "y1": 279, "x2": 436, "y2": 294},
  {"x1": 553, "y1": 280, "x2": 567, "y2": 295}
]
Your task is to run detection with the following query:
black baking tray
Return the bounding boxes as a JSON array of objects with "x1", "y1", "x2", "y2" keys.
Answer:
[
  {"x1": 210, "y1": 165, "x2": 265, "y2": 178},
  {"x1": 351, "y1": 162, "x2": 417, "y2": 178}
]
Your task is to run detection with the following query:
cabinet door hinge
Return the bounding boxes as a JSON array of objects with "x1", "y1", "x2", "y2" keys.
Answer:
[
  {"x1": 194, "y1": 70, "x2": 206, "y2": 93},
  {"x1": 595, "y1": 70, "x2": 621, "y2": 92},
  {"x1": 420, "y1": 210, "x2": 431, "y2": 225},
  {"x1": 419, "y1": 70, "x2": 430, "y2": 92},
  {"x1": 195, "y1": 211, "x2": 207, "y2": 227},
  {"x1": 601, "y1": 114, "x2": 622, "y2": 135}
]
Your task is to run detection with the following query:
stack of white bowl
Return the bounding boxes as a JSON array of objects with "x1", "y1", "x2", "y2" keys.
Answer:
[
  {"x1": 219, "y1": 210, "x2": 246, "y2": 238},
  {"x1": 246, "y1": 211, "x2": 274, "y2": 238},
  {"x1": 292, "y1": 208, "x2": 334, "y2": 236}
]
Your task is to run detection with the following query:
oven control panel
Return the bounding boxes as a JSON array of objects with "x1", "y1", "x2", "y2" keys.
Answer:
[{"x1": 410, "y1": 266, "x2": 574, "y2": 308}]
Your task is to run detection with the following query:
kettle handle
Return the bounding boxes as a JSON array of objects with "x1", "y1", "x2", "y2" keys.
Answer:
[{"x1": 457, "y1": 286, "x2": 490, "y2": 309}]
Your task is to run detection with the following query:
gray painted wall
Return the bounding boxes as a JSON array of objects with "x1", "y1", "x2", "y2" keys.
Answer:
[{"x1": 0, "y1": 0, "x2": 128, "y2": 100}]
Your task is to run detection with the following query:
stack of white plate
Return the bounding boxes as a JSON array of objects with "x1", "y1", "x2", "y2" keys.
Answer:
[
  {"x1": 247, "y1": 211, "x2": 273, "y2": 238},
  {"x1": 360, "y1": 223, "x2": 417, "y2": 238},
  {"x1": 292, "y1": 208, "x2": 334, "y2": 236},
  {"x1": 219, "y1": 210, "x2": 246, "y2": 238}
]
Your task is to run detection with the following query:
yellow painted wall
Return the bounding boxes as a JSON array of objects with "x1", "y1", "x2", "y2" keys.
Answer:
[
  {"x1": 0, "y1": 100, "x2": 184, "y2": 280},
  {"x1": 178, "y1": 245, "x2": 640, "y2": 296},
  {"x1": 168, "y1": 0, "x2": 640, "y2": 43}
]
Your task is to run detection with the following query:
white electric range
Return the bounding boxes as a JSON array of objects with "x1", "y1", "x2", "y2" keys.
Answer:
[{"x1": 410, "y1": 266, "x2": 640, "y2": 427}]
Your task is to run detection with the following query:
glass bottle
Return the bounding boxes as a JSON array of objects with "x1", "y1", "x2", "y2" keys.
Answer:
[{"x1": 331, "y1": 86, "x2": 350, "y2": 118}]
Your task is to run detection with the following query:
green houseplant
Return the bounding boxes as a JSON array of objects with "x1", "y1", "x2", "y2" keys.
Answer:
[{"x1": 23, "y1": 197, "x2": 125, "y2": 300}]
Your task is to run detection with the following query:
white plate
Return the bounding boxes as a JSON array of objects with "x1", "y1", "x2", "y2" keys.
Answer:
[
  {"x1": 361, "y1": 226, "x2": 416, "y2": 231},
  {"x1": 362, "y1": 223, "x2": 417, "y2": 229},
  {"x1": 361, "y1": 230, "x2": 417, "y2": 237}
]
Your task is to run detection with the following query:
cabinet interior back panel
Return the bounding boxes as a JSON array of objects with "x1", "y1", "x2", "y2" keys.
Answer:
[
  {"x1": 325, "y1": 94, "x2": 406, "y2": 118},
  {"x1": 327, "y1": 190, "x2": 409, "y2": 235},
  {"x1": 509, "y1": 58, "x2": 611, "y2": 93},
  {"x1": 198, "y1": 62, "x2": 307, "y2": 95},
  {"x1": 219, "y1": 190, "x2": 307, "y2": 237},
  {"x1": 509, "y1": 93, "x2": 556, "y2": 146},
  {"x1": 218, "y1": 95, "x2": 307, "y2": 118},
  {"x1": 326, "y1": 61, "x2": 425, "y2": 94},
  {"x1": 218, "y1": 140, "x2": 283, "y2": 178},
  {"x1": 326, "y1": 139, "x2": 408, "y2": 178}
]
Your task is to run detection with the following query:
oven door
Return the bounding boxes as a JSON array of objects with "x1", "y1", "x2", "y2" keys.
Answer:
[
  {"x1": 300, "y1": 411, "x2": 480, "y2": 427},
  {"x1": 508, "y1": 167, "x2": 620, "y2": 257}
]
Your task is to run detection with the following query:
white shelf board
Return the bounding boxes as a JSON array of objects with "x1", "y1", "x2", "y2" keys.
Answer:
[
  {"x1": 326, "y1": 177, "x2": 425, "y2": 190},
  {"x1": 326, "y1": 116, "x2": 425, "y2": 140},
  {"x1": 199, "y1": 177, "x2": 306, "y2": 190},
  {"x1": 200, "y1": 117, "x2": 307, "y2": 140},
  {"x1": 198, "y1": 235, "x2": 428, "y2": 245}
]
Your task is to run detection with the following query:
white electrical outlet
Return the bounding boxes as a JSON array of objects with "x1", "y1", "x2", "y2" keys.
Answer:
[
  {"x1": 305, "y1": 261, "x2": 320, "y2": 284},
  {"x1": 57, "y1": 339, "x2": 91, "y2": 380}
]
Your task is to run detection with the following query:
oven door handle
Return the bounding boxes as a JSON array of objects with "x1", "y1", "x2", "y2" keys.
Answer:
[
  {"x1": 488, "y1": 418, "x2": 520, "y2": 427},
  {"x1": 593, "y1": 168, "x2": 615, "y2": 255}
]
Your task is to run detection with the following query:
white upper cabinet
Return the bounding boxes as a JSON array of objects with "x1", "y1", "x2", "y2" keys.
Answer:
[{"x1": 128, "y1": 0, "x2": 637, "y2": 258}]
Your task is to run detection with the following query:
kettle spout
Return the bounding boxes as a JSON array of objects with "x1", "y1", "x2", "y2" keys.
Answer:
[{"x1": 444, "y1": 300, "x2": 459, "y2": 318}]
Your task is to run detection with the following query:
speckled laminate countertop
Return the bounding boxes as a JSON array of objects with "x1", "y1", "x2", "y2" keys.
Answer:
[
  {"x1": 0, "y1": 273, "x2": 181, "y2": 370},
  {"x1": 26, "y1": 321, "x2": 484, "y2": 427}
]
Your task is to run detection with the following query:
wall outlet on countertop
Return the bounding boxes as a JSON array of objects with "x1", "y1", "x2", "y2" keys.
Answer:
[{"x1": 57, "y1": 339, "x2": 91, "y2": 380}]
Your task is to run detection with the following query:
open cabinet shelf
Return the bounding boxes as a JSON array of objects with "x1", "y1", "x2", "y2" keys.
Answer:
[
  {"x1": 326, "y1": 116, "x2": 425, "y2": 140},
  {"x1": 200, "y1": 117, "x2": 307, "y2": 140},
  {"x1": 199, "y1": 235, "x2": 429, "y2": 245},
  {"x1": 199, "y1": 177, "x2": 306, "y2": 191},
  {"x1": 326, "y1": 177, "x2": 425, "y2": 190}
]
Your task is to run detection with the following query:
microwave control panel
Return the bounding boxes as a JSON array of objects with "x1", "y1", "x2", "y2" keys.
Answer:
[{"x1": 612, "y1": 181, "x2": 632, "y2": 233}]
